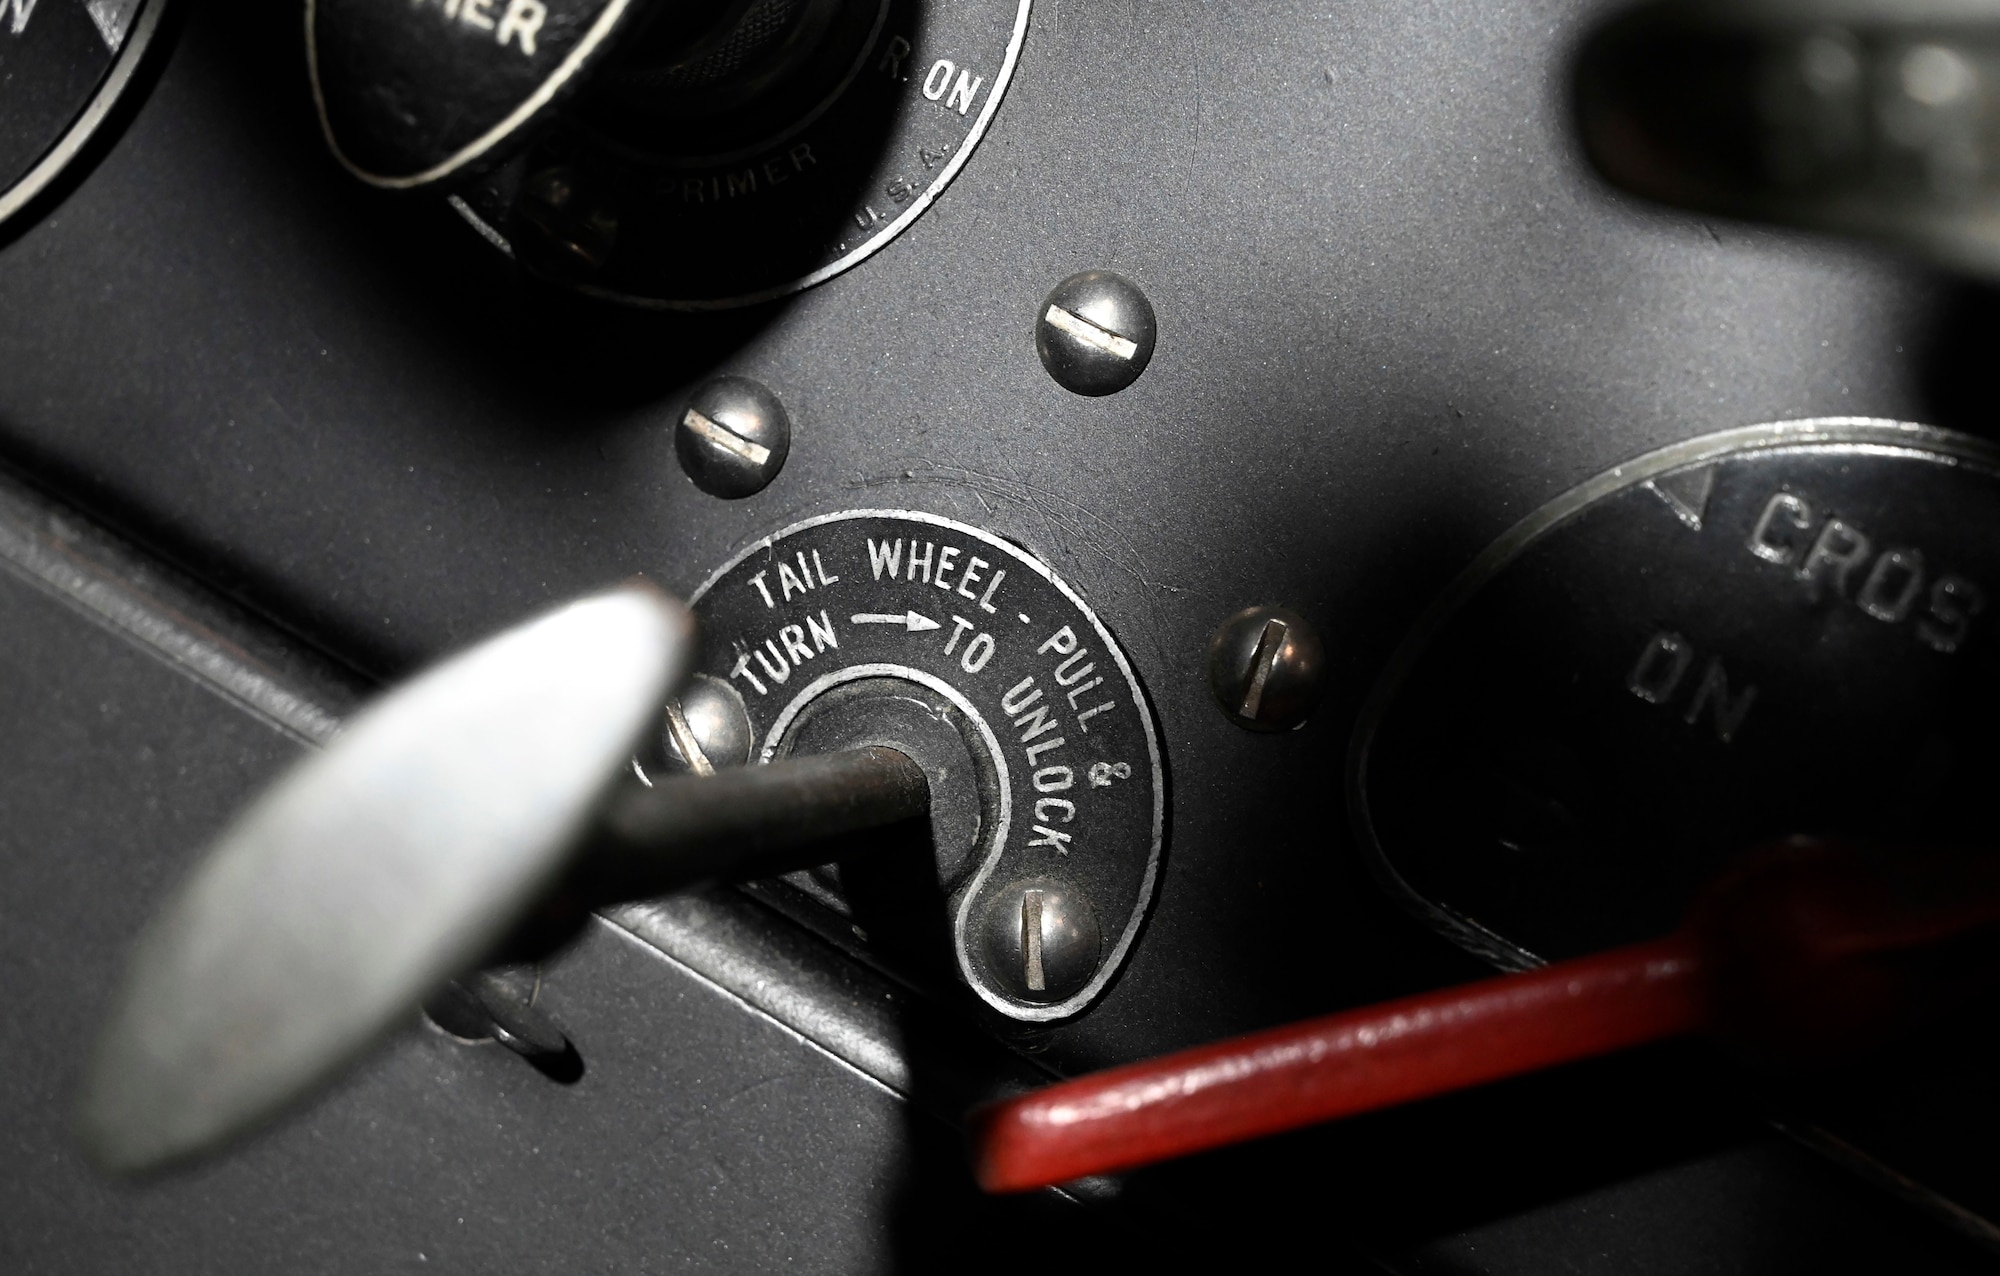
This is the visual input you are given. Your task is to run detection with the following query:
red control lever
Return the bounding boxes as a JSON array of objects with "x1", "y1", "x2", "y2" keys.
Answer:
[{"x1": 973, "y1": 840, "x2": 2000, "y2": 1193}]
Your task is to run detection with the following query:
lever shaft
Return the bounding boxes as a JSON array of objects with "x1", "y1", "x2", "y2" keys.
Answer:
[{"x1": 583, "y1": 744, "x2": 931, "y2": 901}]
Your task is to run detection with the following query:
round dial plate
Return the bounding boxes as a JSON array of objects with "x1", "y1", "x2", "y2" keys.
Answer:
[
  {"x1": 687, "y1": 509, "x2": 1164, "y2": 1020},
  {"x1": 453, "y1": 0, "x2": 1031, "y2": 309},
  {"x1": 0, "y1": 0, "x2": 164, "y2": 231},
  {"x1": 1351, "y1": 418, "x2": 2000, "y2": 969}
]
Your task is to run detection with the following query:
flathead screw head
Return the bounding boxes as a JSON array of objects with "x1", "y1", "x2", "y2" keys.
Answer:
[
  {"x1": 1035, "y1": 270, "x2": 1157, "y2": 396},
  {"x1": 675, "y1": 376, "x2": 791, "y2": 499},
  {"x1": 658, "y1": 673, "x2": 753, "y2": 774},
  {"x1": 979, "y1": 881, "x2": 1101, "y2": 1003},
  {"x1": 1207, "y1": 606, "x2": 1326, "y2": 732}
]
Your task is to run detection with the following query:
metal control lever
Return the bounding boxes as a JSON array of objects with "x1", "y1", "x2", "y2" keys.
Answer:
[
  {"x1": 77, "y1": 586, "x2": 929, "y2": 1176},
  {"x1": 1576, "y1": 0, "x2": 2000, "y2": 277},
  {"x1": 972, "y1": 839, "x2": 2000, "y2": 1191}
]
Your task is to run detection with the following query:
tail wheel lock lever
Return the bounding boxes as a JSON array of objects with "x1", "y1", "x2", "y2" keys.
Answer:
[{"x1": 78, "y1": 585, "x2": 929, "y2": 1175}]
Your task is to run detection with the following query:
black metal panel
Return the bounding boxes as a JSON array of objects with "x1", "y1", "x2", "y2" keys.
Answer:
[
  {"x1": 0, "y1": 550, "x2": 1154, "y2": 1272},
  {"x1": 0, "y1": 0, "x2": 1951, "y2": 1056},
  {"x1": 2, "y1": 0, "x2": 1997, "y2": 1268},
  {"x1": 0, "y1": 468, "x2": 1985, "y2": 1271}
]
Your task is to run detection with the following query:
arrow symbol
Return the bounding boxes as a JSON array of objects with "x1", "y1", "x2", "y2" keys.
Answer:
[{"x1": 851, "y1": 611, "x2": 943, "y2": 633}]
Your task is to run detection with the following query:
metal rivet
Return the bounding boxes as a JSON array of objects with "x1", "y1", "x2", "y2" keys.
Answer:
[
  {"x1": 675, "y1": 376, "x2": 791, "y2": 499},
  {"x1": 513, "y1": 166, "x2": 618, "y2": 279},
  {"x1": 422, "y1": 967, "x2": 568, "y2": 1059},
  {"x1": 979, "y1": 880, "x2": 1101, "y2": 1003},
  {"x1": 657, "y1": 673, "x2": 753, "y2": 775},
  {"x1": 1035, "y1": 270, "x2": 1157, "y2": 396},
  {"x1": 1207, "y1": 605, "x2": 1327, "y2": 732}
]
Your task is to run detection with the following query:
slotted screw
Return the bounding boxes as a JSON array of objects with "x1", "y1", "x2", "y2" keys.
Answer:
[
  {"x1": 980, "y1": 880, "x2": 1101, "y2": 1004},
  {"x1": 1206, "y1": 605, "x2": 1326, "y2": 732}
]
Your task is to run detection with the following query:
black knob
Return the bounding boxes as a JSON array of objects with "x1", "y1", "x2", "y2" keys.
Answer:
[{"x1": 311, "y1": 0, "x2": 1034, "y2": 306}]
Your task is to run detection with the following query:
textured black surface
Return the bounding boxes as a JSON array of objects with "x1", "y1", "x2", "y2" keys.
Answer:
[{"x1": 3, "y1": 0, "x2": 1999, "y2": 1267}]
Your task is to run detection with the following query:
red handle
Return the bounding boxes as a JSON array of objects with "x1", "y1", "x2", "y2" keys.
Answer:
[
  {"x1": 975, "y1": 934, "x2": 1706, "y2": 1192},
  {"x1": 974, "y1": 841, "x2": 2000, "y2": 1194}
]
